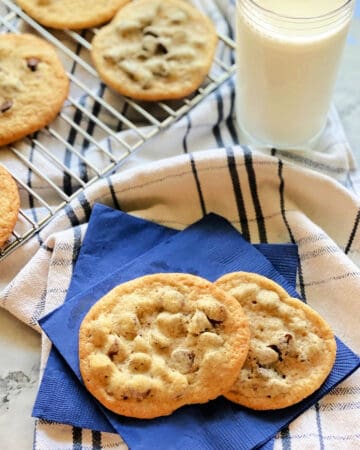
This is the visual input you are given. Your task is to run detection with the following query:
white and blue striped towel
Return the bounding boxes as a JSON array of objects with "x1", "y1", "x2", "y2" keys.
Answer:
[{"x1": 0, "y1": 0, "x2": 359, "y2": 449}]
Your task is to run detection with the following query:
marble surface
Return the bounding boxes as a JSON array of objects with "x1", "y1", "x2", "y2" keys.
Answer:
[
  {"x1": 0, "y1": 310, "x2": 40, "y2": 450},
  {"x1": 1, "y1": 7, "x2": 360, "y2": 450}
]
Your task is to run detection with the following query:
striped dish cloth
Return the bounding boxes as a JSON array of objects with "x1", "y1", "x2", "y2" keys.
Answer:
[{"x1": 1, "y1": 0, "x2": 360, "y2": 449}]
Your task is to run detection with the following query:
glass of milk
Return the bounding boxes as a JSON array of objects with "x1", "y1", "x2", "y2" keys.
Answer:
[{"x1": 235, "y1": 0, "x2": 355, "y2": 149}]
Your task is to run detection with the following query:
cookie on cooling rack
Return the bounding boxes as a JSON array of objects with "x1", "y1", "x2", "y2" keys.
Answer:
[
  {"x1": 0, "y1": 164, "x2": 20, "y2": 248},
  {"x1": 91, "y1": 0, "x2": 218, "y2": 101},
  {"x1": 15, "y1": 0, "x2": 130, "y2": 30},
  {"x1": 215, "y1": 272, "x2": 337, "y2": 410},
  {"x1": 79, "y1": 273, "x2": 250, "y2": 419},
  {"x1": 0, "y1": 33, "x2": 69, "y2": 147}
]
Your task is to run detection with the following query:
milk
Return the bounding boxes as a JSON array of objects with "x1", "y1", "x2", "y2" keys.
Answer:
[
  {"x1": 236, "y1": 0, "x2": 354, "y2": 148},
  {"x1": 255, "y1": 1, "x2": 347, "y2": 17}
]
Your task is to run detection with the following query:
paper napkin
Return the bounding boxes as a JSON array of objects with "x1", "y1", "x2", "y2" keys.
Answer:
[
  {"x1": 33, "y1": 205, "x2": 299, "y2": 434},
  {"x1": 38, "y1": 208, "x2": 360, "y2": 450}
]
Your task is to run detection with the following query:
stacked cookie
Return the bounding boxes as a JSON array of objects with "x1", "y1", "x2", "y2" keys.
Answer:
[
  {"x1": 79, "y1": 273, "x2": 250, "y2": 418},
  {"x1": 79, "y1": 272, "x2": 336, "y2": 418}
]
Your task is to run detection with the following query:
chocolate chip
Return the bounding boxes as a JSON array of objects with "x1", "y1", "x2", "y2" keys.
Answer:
[
  {"x1": 144, "y1": 29, "x2": 159, "y2": 38},
  {"x1": 0, "y1": 100, "x2": 13, "y2": 113},
  {"x1": 126, "y1": 389, "x2": 151, "y2": 401},
  {"x1": 155, "y1": 42, "x2": 168, "y2": 55},
  {"x1": 207, "y1": 318, "x2": 223, "y2": 328},
  {"x1": 142, "y1": 389, "x2": 151, "y2": 399},
  {"x1": 135, "y1": 390, "x2": 151, "y2": 401},
  {"x1": 171, "y1": 349, "x2": 196, "y2": 373},
  {"x1": 267, "y1": 344, "x2": 283, "y2": 361},
  {"x1": 107, "y1": 341, "x2": 119, "y2": 361},
  {"x1": 26, "y1": 57, "x2": 40, "y2": 72}
]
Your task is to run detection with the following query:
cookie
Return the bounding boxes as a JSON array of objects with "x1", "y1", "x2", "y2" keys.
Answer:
[
  {"x1": 0, "y1": 164, "x2": 20, "y2": 248},
  {"x1": 215, "y1": 272, "x2": 337, "y2": 410},
  {"x1": 15, "y1": 0, "x2": 130, "y2": 30},
  {"x1": 91, "y1": 0, "x2": 218, "y2": 101},
  {"x1": 79, "y1": 273, "x2": 250, "y2": 419},
  {"x1": 0, "y1": 33, "x2": 69, "y2": 147}
]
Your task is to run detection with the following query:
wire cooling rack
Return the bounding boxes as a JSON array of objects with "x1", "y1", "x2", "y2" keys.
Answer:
[{"x1": 0, "y1": 0, "x2": 236, "y2": 260}]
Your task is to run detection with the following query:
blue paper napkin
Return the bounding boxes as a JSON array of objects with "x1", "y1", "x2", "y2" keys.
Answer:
[
  {"x1": 38, "y1": 207, "x2": 360, "y2": 450},
  {"x1": 33, "y1": 204, "x2": 299, "y2": 435}
]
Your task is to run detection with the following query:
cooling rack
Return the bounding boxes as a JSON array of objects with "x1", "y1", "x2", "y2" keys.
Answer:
[{"x1": 0, "y1": 0, "x2": 236, "y2": 260}]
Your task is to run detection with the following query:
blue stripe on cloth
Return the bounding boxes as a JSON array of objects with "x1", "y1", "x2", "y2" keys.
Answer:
[
  {"x1": 225, "y1": 78, "x2": 239, "y2": 144},
  {"x1": 226, "y1": 146, "x2": 250, "y2": 240},
  {"x1": 106, "y1": 175, "x2": 122, "y2": 211},
  {"x1": 276, "y1": 158, "x2": 307, "y2": 300},
  {"x1": 213, "y1": 89, "x2": 225, "y2": 148},
  {"x1": 92, "y1": 430, "x2": 101, "y2": 450},
  {"x1": 315, "y1": 402, "x2": 325, "y2": 450},
  {"x1": 280, "y1": 427, "x2": 292, "y2": 450},
  {"x1": 345, "y1": 208, "x2": 360, "y2": 254},
  {"x1": 189, "y1": 153, "x2": 207, "y2": 216},
  {"x1": 72, "y1": 426, "x2": 82, "y2": 449},
  {"x1": 182, "y1": 114, "x2": 192, "y2": 154},
  {"x1": 243, "y1": 146, "x2": 267, "y2": 242},
  {"x1": 78, "y1": 192, "x2": 92, "y2": 223}
]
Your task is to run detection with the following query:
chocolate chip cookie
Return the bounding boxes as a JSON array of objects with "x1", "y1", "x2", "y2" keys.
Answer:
[
  {"x1": 15, "y1": 0, "x2": 130, "y2": 30},
  {"x1": 215, "y1": 272, "x2": 337, "y2": 410},
  {"x1": 0, "y1": 33, "x2": 69, "y2": 147},
  {"x1": 79, "y1": 273, "x2": 250, "y2": 418},
  {"x1": 91, "y1": 0, "x2": 218, "y2": 101},
  {"x1": 0, "y1": 164, "x2": 20, "y2": 248}
]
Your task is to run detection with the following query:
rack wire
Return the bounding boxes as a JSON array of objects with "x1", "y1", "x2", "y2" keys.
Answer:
[{"x1": 0, "y1": 0, "x2": 236, "y2": 260}]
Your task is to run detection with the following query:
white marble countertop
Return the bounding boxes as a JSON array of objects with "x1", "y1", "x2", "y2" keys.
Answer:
[{"x1": 1, "y1": 8, "x2": 360, "y2": 450}]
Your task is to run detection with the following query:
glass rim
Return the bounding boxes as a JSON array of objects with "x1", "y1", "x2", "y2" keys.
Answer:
[{"x1": 242, "y1": 0, "x2": 354, "y2": 21}]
